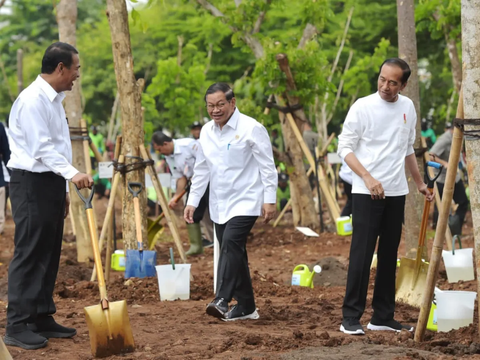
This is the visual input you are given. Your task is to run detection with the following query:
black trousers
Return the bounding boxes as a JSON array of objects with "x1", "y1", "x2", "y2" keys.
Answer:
[
  {"x1": 340, "y1": 179, "x2": 353, "y2": 217},
  {"x1": 7, "y1": 170, "x2": 66, "y2": 330},
  {"x1": 215, "y1": 216, "x2": 257, "y2": 309},
  {"x1": 433, "y1": 180, "x2": 469, "y2": 235},
  {"x1": 342, "y1": 194, "x2": 405, "y2": 321}
]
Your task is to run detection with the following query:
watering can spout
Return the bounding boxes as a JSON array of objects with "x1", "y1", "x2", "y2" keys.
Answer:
[{"x1": 306, "y1": 265, "x2": 322, "y2": 288}]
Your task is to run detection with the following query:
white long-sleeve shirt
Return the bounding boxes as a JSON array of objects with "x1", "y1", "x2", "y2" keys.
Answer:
[
  {"x1": 7, "y1": 76, "x2": 78, "y2": 191},
  {"x1": 187, "y1": 108, "x2": 277, "y2": 224},
  {"x1": 165, "y1": 138, "x2": 198, "y2": 190},
  {"x1": 337, "y1": 92, "x2": 416, "y2": 196}
]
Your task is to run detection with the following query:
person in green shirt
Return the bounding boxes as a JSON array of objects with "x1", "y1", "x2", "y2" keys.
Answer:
[
  {"x1": 89, "y1": 126, "x2": 106, "y2": 169},
  {"x1": 93, "y1": 172, "x2": 111, "y2": 199},
  {"x1": 421, "y1": 118, "x2": 436, "y2": 149},
  {"x1": 277, "y1": 173, "x2": 290, "y2": 211}
]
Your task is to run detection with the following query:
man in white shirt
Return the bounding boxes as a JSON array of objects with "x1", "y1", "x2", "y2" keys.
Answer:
[
  {"x1": 152, "y1": 132, "x2": 212, "y2": 255},
  {"x1": 5, "y1": 42, "x2": 93, "y2": 350},
  {"x1": 185, "y1": 83, "x2": 277, "y2": 321},
  {"x1": 337, "y1": 58, "x2": 434, "y2": 335}
]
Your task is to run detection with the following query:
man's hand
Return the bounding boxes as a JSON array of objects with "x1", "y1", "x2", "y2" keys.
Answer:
[
  {"x1": 184, "y1": 205, "x2": 196, "y2": 224},
  {"x1": 72, "y1": 173, "x2": 94, "y2": 189},
  {"x1": 262, "y1": 203, "x2": 276, "y2": 224},
  {"x1": 363, "y1": 174, "x2": 385, "y2": 200},
  {"x1": 64, "y1": 193, "x2": 70, "y2": 219},
  {"x1": 168, "y1": 197, "x2": 178, "y2": 209},
  {"x1": 418, "y1": 183, "x2": 435, "y2": 202}
]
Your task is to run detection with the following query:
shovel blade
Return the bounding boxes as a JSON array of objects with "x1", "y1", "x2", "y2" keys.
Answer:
[
  {"x1": 85, "y1": 300, "x2": 135, "y2": 358},
  {"x1": 0, "y1": 336, "x2": 13, "y2": 360},
  {"x1": 395, "y1": 258, "x2": 429, "y2": 308},
  {"x1": 125, "y1": 249, "x2": 157, "y2": 278}
]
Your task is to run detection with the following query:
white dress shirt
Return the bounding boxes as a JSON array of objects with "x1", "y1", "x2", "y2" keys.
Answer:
[
  {"x1": 165, "y1": 138, "x2": 198, "y2": 190},
  {"x1": 337, "y1": 92, "x2": 416, "y2": 196},
  {"x1": 187, "y1": 108, "x2": 278, "y2": 224},
  {"x1": 7, "y1": 76, "x2": 78, "y2": 192}
]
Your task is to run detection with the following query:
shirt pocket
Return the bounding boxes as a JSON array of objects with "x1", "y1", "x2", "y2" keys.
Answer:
[
  {"x1": 397, "y1": 127, "x2": 410, "y2": 152},
  {"x1": 227, "y1": 143, "x2": 247, "y2": 169}
]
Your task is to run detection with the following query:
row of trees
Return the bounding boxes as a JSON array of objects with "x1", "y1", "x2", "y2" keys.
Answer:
[{"x1": 0, "y1": 0, "x2": 461, "y2": 140}]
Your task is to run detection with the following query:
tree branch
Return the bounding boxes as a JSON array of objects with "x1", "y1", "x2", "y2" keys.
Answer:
[
  {"x1": 326, "y1": 49, "x2": 354, "y2": 124},
  {"x1": 204, "y1": 43, "x2": 214, "y2": 75},
  {"x1": 197, "y1": 0, "x2": 264, "y2": 58},
  {"x1": 0, "y1": 0, "x2": 7, "y2": 9},
  {"x1": 297, "y1": 23, "x2": 318, "y2": 49},
  {"x1": 196, "y1": 0, "x2": 225, "y2": 17},
  {"x1": 252, "y1": 0, "x2": 272, "y2": 34}
]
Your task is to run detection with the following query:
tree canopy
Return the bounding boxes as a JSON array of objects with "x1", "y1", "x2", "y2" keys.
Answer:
[{"x1": 0, "y1": 0, "x2": 461, "y2": 138}]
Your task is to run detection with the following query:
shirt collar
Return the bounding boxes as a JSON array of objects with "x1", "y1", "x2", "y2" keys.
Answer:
[
  {"x1": 173, "y1": 139, "x2": 181, "y2": 155},
  {"x1": 225, "y1": 108, "x2": 240, "y2": 130},
  {"x1": 36, "y1": 75, "x2": 65, "y2": 103}
]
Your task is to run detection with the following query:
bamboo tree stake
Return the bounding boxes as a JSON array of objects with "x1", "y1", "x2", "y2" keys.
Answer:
[
  {"x1": 282, "y1": 107, "x2": 340, "y2": 221},
  {"x1": 421, "y1": 136, "x2": 453, "y2": 251},
  {"x1": 17, "y1": 48, "x2": 23, "y2": 95},
  {"x1": 139, "y1": 144, "x2": 187, "y2": 263},
  {"x1": 415, "y1": 89, "x2": 464, "y2": 342}
]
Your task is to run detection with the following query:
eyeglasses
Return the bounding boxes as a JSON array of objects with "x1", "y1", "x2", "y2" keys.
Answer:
[{"x1": 206, "y1": 101, "x2": 230, "y2": 111}]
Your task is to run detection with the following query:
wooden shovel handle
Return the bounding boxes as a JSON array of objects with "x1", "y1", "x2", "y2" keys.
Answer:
[
  {"x1": 133, "y1": 197, "x2": 143, "y2": 251},
  {"x1": 86, "y1": 208, "x2": 108, "y2": 302}
]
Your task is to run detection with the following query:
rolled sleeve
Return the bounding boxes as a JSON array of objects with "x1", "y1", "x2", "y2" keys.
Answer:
[
  {"x1": 187, "y1": 142, "x2": 209, "y2": 208},
  {"x1": 338, "y1": 103, "x2": 362, "y2": 160},
  {"x1": 406, "y1": 114, "x2": 416, "y2": 157},
  {"x1": 19, "y1": 101, "x2": 78, "y2": 179},
  {"x1": 251, "y1": 124, "x2": 278, "y2": 204}
]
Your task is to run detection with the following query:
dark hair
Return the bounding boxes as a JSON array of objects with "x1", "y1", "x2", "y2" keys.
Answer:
[
  {"x1": 152, "y1": 131, "x2": 172, "y2": 146},
  {"x1": 41, "y1": 42, "x2": 79, "y2": 74},
  {"x1": 204, "y1": 82, "x2": 235, "y2": 102},
  {"x1": 379, "y1": 58, "x2": 411, "y2": 84}
]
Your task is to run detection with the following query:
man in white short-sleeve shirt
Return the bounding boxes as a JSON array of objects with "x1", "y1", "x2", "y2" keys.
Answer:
[{"x1": 337, "y1": 58, "x2": 434, "y2": 335}]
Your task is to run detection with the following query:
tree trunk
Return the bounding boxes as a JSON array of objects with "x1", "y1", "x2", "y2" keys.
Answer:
[
  {"x1": 16, "y1": 49, "x2": 23, "y2": 95},
  {"x1": 57, "y1": 0, "x2": 93, "y2": 262},
  {"x1": 106, "y1": 0, "x2": 147, "y2": 250},
  {"x1": 446, "y1": 35, "x2": 462, "y2": 93},
  {"x1": 276, "y1": 104, "x2": 317, "y2": 228},
  {"x1": 275, "y1": 54, "x2": 319, "y2": 228},
  {"x1": 397, "y1": 0, "x2": 425, "y2": 259},
  {"x1": 461, "y1": 0, "x2": 480, "y2": 334}
]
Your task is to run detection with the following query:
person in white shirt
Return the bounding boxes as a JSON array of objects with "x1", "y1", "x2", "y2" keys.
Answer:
[
  {"x1": 185, "y1": 83, "x2": 277, "y2": 321},
  {"x1": 5, "y1": 42, "x2": 93, "y2": 350},
  {"x1": 337, "y1": 58, "x2": 434, "y2": 335},
  {"x1": 152, "y1": 132, "x2": 213, "y2": 255}
]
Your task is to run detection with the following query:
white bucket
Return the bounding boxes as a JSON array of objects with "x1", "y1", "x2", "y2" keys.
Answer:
[
  {"x1": 436, "y1": 290, "x2": 476, "y2": 332},
  {"x1": 442, "y1": 248, "x2": 475, "y2": 283},
  {"x1": 155, "y1": 264, "x2": 191, "y2": 301}
]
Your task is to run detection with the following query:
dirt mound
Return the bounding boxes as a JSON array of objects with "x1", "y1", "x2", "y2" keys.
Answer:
[{"x1": 312, "y1": 257, "x2": 348, "y2": 287}]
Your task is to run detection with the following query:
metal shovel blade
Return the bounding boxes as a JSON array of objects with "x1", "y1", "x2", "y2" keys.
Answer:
[
  {"x1": 0, "y1": 336, "x2": 13, "y2": 360},
  {"x1": 395, "y1": 257, "x2": 429, "y2": 308},
  {"x1": 84, "y1": 300, "x2": 135, "y2": 358},
  {"x1": 125, "y1": 249, "x2": 157, "y2": 278}
]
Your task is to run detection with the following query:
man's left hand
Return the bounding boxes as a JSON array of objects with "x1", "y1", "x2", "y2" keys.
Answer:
[
  {"x1": 262, "y1": 203, "x2": 276, "y2": 224},
  {"x1": 65, "y1": 193, "x2": 70, "y2": 219},
  {"x1": 418, "y1": 183, "x2": 435, "y2": 202}
]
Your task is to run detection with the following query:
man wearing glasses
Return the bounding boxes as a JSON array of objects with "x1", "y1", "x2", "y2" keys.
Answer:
[{"x1": 185, "y1": 82, "x2": 277, "y2": 321}]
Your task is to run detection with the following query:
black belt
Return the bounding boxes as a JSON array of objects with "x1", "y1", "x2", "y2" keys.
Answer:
[{"x1": 11, "y1": 168, "x2": 56, "y2": 176}]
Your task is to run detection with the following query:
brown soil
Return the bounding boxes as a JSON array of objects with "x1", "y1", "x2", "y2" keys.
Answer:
[{"x1": 0, "y1": 197, "x2": 479, "y2": 359}]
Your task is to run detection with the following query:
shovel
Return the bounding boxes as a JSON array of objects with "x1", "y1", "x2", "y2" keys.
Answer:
[
  {"x1": 396, "y1": 161, "x2": 443, "y2": 308},
  {"x1": 75, "y1": 185, "x2": 135, "y2": 358},
  {"x1": 0, "y1": 337, "x2": 12, "y2": 360},
  {"x1": 125, "y1": 182, "x2": 157, "y2": 278}
]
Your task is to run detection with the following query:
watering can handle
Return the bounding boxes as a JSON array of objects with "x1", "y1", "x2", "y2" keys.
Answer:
[
  {"x1": 128, "y1": 182, "x2": 143, "y2": 198},
  {"x1": 452, "y1": 235, "x2": 462, "y2": 255},
  {"x1": 292, "y1": 264, "x2": 308, "y2": 272},
  {"x1": 74, "y1": 184, "x2": 95, "y2": 210}
]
